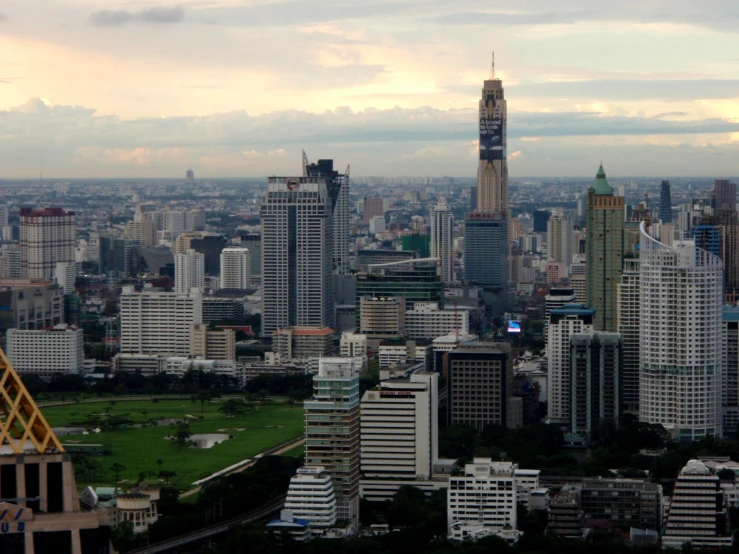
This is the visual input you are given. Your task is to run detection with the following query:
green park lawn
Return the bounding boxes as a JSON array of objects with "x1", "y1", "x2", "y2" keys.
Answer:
[{"x1": 42, "y1": 398, "x2": 305, "y2": 490}]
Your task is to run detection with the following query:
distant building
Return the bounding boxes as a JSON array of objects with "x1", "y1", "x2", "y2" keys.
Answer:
[
  {"x1": 401, "y1": 233, "x2": 431, "y2": 259},
  {"x1": 723, "y1": 306, "x2": 739, "y2": 435},
  {"x1": 219, "y1": 247, "x2": 251, "y2": 290},
  {"x1": 7, "y1": 325, "x2": 84, "y2": 377},
  {"x1": 356, "y1": 249, "x2": 416, "y2": 273},
  {"x1": 20, "y1": 207, "x2": 76, "y2": 280},
  {"x1": 359, "y1": 297, "x2": 405, "y2": 340},
  {"x1": 616, "y1": 257, "x2": 640, "y2": 414},
  {"x1": 533, "y1": 210, "x2": 550, "y2": 233},
  {"x1": 190, "y1": 324, "x2": 235, "y2": 361},
  {"x1": 0, "y1": 278, "x2": 64, "y2": 331},
  {"x1": 464, "y1": 211, "x2": 507, "y2": 289},
  {"x1": 186, "y1": 168, "x2": 194, "y2": 182},
  {"x1": 282, "y1": 466, "x2": 337, "y2": 531},
  {"x1": 362, "y1": 197, "x2": 384, "y2": 224},
  {"x1": 340, "y1": 332, "x2": 368, "y2": 371},
  {"x1": 431, "y1": 197, "x2": 454, "y2": 282},
  {"x1": 547, "y1": 212, "x2": 574, "y2": 274},
  {"x1": 237, "y1": 232, "x2": 262, "y2": 285},
  {"x1": 714, "y1": 179, "x2": 737, "y2": 211},
  {"x1": 659, "y1": 180, "x2": 673, "y2": 223},
  {"x1": 174, "y1": 249, "x2": 204, "y2": 294},
  {"x1": 273, "y1": 327, "x2": 334, "y2": 360},
  {"x1": 369, "y1": 215, "x2": 386, "y2": 234},
  {"x1": 404, "y1": 302, "x2": 469, "y2": 340}
]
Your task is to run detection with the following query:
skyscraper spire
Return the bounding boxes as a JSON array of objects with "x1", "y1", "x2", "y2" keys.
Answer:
[{"x1": 491, "y1": 51, "x2": 495, "y2": 79}]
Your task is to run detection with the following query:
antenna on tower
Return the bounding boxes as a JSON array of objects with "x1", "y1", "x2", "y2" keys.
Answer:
[
  {"x1": 302, "y1": 149, "x2": 309, "y2": 177},
  {"x1": 491, "y1": 51, "x2": 495, "y2": 79}
]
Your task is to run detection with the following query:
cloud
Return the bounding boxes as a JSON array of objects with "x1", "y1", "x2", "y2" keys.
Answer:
[
  {"x1": 0, "y1": 12, "x2": 6, "y2": 22},
  {"x1": 90, "y1": 6, "x2": 184, "y2": 27}
]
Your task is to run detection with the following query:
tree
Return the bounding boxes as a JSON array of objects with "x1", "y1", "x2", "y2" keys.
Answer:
[
  {"x1": 110, "y1": 462, "x2": 127, "y2": 490},
  {"x1": 718, "y1": 468, "x2": 736, "y2": 482},
  {"x1": 159, "y1": 470, "x2": 176, "y2": 484},
  {"x1": 219, "y1": 399, "x2": 247, "y2": 418},
  {"x1": 174, "y1": 423, "x2": 191, "y2": 452},
  {"x1": 156, "y1": 458, "x2": 164, "y2": 474},
  {"x1": 198, "y1": 390, "x2": 212, "y2": 415}
]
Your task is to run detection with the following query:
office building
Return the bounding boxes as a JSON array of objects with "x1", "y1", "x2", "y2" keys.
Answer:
[
  {"x1": 639, "y1": 223, "x2": 723, "y2": 440},
  {"x1": 261, "y1": 176, "x2": 334, "y2": 336},
  {"x1": 547, "y1": 304, "x2": 595, "y2": 425},
  {"x1": 6, "y1": 325, "x2": 84, "y2": 377},
  {"x1": 659, "y1": 180, "x2": 673, "y2": 223},
  {"x1": 119, "y1": 287, "x2": 203, "y2": 357},
  {"x1": 360, "y1": 373, "x2": 440, "y2": 501},
  {"x1": 187, "y1": 233, "x2": 227, "y2": 275},
  {"x1": 447, "y1": 343, "x2": 514, "y2": 430},
  {"x1": 570, "y1": 273, "x2": 587, "y2": 304},
  {"x1": 616, "y1": 257, "x2": 640, "y2": 413},
  {"x1": 304, "y1": 157, "x2": 350, "y2": 275},
  {"x1": 570, "y1": 332, "x2": 622, "y2": 439},
  {"x1": 304, "y1": 358, "x2": 360, "y2": 524},
  {"x1": 339, "y1": 332, "x2": 368, "y2": 371},
  {"x1": 691, "y1": 222, "x2": 722, "y2": 259},
  {"x1": 1, "y1": 244, "x2": 22, "y2": 278},
  {"x1": 283, "y1": 466, "x2": 338, "y2": 531},
  {"x1": 586, "y1": 164, "x2": 624, "y2": 332},
  {"x1": 20, "y1": 207, "x2": 76, "y2": 280},
  {"x1": 201, "y1": 295, "x2": 246, "y2": 324},
  {"x1": 362, "y1": 197, "x2": 384, "y2": 224},
  {"x1": 723, "y1": 307, "x2": 739, "y2": 435},
  {"x1": 448, "y1": 459, "x2": 521, "y2": 542},
  {"x1": 219, "y1": 247, "x2": 251, "y2": 289},
  {"x1": 355, "y1": 262, "x2": 442, "y2": 328},
  {"x1": 545, "y1": 287, "x2": 576, "y2": 323},
  {"x1": 174, "y1": 249, "x2": 204, "y2": 294},
  {"x1": 400, "y1": 233, "x2": 431, "y2": 259},
  {"x1": 359, "y1": 296, "x2": 405, "y2": 340},
  {"x1": 718, "y1": 209, "x2": 739, "y2": 302},
  {"x1": 405, "y1": 302, "x2": 469, "y2": 340},
  {"x1": 237, "y1": 232, "x2": 262, "y2": 285},
  {"x1": 431, "y1": 197, "x2": 454, "y2": 282},
  {"x1": 273, "y1": 327, "x2": 334, "y2": 360},
  {"x1": 463, "y1": 211, "x2": 507, "y2": 288},
  {"x1": 190, "y1": 324, "x2": 235, "y2": 361},
  {"x1": 714, "y1": 179, "x2": 737, "y2": 211},
  {"x1": 369, "y1": 215, "x2": 385, "y2": 235},
  {"x1": 0, "y1": 278, "x2": 64, "y2": 331},
  {"x1": 533, "y1": 210, "x2": 550, "y2": 233},
  {"x1": 547, "y1": 212, "x2": 574, "y2": 273},
  {"x1": 476, "y1": 60, "x2": 508, "y2": 213},
  {"x1": 0, "y1": 348, "x2": 113, "y2": 553},
  {"x1": 662, "y1": 460, "x2": 732, "y2": 549}
]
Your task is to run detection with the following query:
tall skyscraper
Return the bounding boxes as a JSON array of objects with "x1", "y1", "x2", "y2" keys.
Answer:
[
  {"x1": 174, "y1": 248, "x2": 205, "y2": 294},
  {"x1": 722, "y1": 306, "x2": 739, "y2": 435},
  {"x1": 616, "y1": 257, "x2": 641, "y2": 414},
  {"x1": 533, "y1": 210, "x2": 550, "y2": 233},
  {"x1": 219, "y1": 246, "x2": 251, "y2": 289},
  {"x1": 477, "y1": 58, "x2": 507, "y2": 213},
  {"x1": 547, "y1": 304, "x2": 595, "y2": 425},
  {"x1": 19, "y1": 207, "x2": 76, "y2": 280},
  {"x1": 547, "y1": 211, "x2": 574, "y2": 272},
  {"x1": 586, "y1": 164, "x2": 624, "y2": 332},
  {"x1": 431, "y1": 197, "x2": 454, "y2": 282},
  {"x1": 304, "y1": 358, "x2": 360, "y2": 524},
  {"x1": 714, "y1": 178, "x2": 737, "y2": 212},
  {"x1": 362, "y1": 197, "x2": 384, "y2": 224},
  {"x1": 639, "y1": 222, "x2": 723, "y2": 440},
  {"x1": 304, "y1": 155, "x2": 350, "y2": 275},
  {"x1": 261, "y1": 176, "x2": 334, "y2": 336},
  {"x1": 464, "y1": 211, "x2": 507, "y2": 288},
  {"x1": 659, "y1": 180, "x2": 673, "y2": 223}
]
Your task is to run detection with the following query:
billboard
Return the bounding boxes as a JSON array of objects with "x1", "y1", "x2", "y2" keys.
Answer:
[
  {"x1": 507, "y1": 321, "x2": 521, "y2": 334},
  {"x1": 479, "y1": 118, "x2": 503, "y2": 160}
]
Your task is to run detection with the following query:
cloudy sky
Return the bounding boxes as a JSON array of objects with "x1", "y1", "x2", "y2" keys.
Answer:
[{"x1": 2, "y1": 0, "x2": 739, "y2": 178}]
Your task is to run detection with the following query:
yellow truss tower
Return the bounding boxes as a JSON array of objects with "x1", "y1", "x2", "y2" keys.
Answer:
[{"x1": 0, "y1": 347, "x2": 64, "y2": 454}]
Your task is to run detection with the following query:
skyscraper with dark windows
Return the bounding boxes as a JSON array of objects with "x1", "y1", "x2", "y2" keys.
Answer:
[
  {"x1": 714, "y1": 179, "x2": 737, "y2": 212},
  {"x1": 260, "y1": 175, "x2": 334, "y2": 337},
  {"x1": 658, "y1": 180, "x2": 673, "y2": 223}
]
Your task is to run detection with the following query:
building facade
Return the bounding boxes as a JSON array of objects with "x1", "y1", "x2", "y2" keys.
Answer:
[
  {"x1": 639, "y1": 223, "x2": 724, "y2": 440},
  {"x1": 20, "y1": 207, "x2": 76, "y2": 280},
  {"x1": 283, "y1": 466, "x2": 338, "y2": 530},
  {"x1": 547, "y1": 211, "x2": 574, "y2": 274},
  {"x1": 219, "y1": 247, "x2": 251, "y2": 290},
  {"x1": 431, "y1": 197, "x2": 454, "y2": 282},
  {"x1": 659, "y1": 180, "x2": 673, "y2": 223},
  {"x1": 0, "y1": 279, "x2": 64, "y2": 331},
  {"x1": 358, "y1": 297, "x2": 405, "y2": 340},
  {"x1": 6, "y1": 326, "x2": 84, "y2": 376},
  {"x1": 174, "y1": 249, "x2": 204, "y2": 294},
  {"x1": 405, "y1": 302, "x2": 469, "y2": 340},
  {"x1": 616, "y1": 257, "x2": 640, "y2": 414}
]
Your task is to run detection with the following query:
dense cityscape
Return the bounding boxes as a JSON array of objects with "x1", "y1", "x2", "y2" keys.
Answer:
[{"x1": 3, "y1": 10, "x2": 739, "y2": 554}]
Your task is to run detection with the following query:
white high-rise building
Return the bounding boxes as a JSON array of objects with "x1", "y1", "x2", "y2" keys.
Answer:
[
  {"x1": 219, "y1": 247, "x2": 251, "y2": 290},
  {"x1": 359, "y1": 372, "x2": 439, "y2": 501},
  {"x1": 339, "y1": 332, "x2": 368, "y2": 371},
  {"x1": 617, "y1": 257, "x2": 641, "y2": 414},
  {"x1": 175, "y1": 249, "x2": 204, "y2": 294},
  {"x1": 448, "y1": 459, "x2": 522, "y2": 542},
  {"x1": 546, "y1": 211, "x2": 574, "y2": 273},
  {"x1": 261, "y1": 176, "x2": 334, "y2": 337},
  {"x1": 54, "y1": 261, "x2": 77, "y2": 295},
  {"x1": 119, "y1": 287, "x2": 203, "y2": 357},
  {"x1": 283, "y1": 466, "x2": 338, "y2": 530},
  {"x1": 20, "y1": 207, "x2": 76, "y2": 279},
  {"x1": 431, "y1": 197, "x2": 454, "y2": 282},
  {"x1": 162, "y1": 210, "x2": 186, "y2": 236},
  {"x1": 547, "y1": 303, "x2": 595, "y2": 424},
  {"x1": 639, "y1": 222, "x2": 724, "y2": 439},
  {"x1": 7, "y1": 325, "x2": 84, "y2": 376}
]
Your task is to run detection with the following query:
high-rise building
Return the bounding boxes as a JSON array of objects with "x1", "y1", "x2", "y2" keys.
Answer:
[
  {"x1": 546, "y1": 212, "x2": 574, "y2": 273},
  {"x1": 639, "y1": 223, "x2": 723, "y2": 440},
  {"x1": 237, "y1": 232, "x2": 262, "y2": 285},
  {"x1": 447, "y1": 342, "x2": 514, "y2": 430},
  {"x1": 431, "y1": 197, "x2": 454, "y2": 282},
  {"x1": 219, "y1": 247, "x2": 251, "y2": 289},
  {"x1": 362, "y1": 197, "x2": 384, "y2": 224},
  {"x1": 662, "y1": 460, "x2": 732, "y2": 550},
  {"x1": 570, "y1": 332, "x2": 622, "y2": 439},
  {"x1": 304, "y1": 156, "x2": 350, "y2": 275},
  {"x1": 19, "y1": 207, "x2": 76, "y2": 280},
  {"x1": 261, "y1": 176, "x2": 334, "y2": 336},
  {"x1": 722, "y1": 306, "x2": 739, "y2": 435},
  {"x1": 469, "y1": 187, "x2": 478, "y2": 211},
  {"x1": 400, "y1": 233, "x2": 431, "y2": 259},
  {"x1": 718, "y1": 209, "x2": 739, "y2": 302},
  {"x1": 6, "y1": 325, "x2": 84, "y2": 377},
  {"x1": 476, "y1": 60, "x2": 508, "y2": 214},
  {"x1": 174, "y1": 248, "x2": 204, "y2": 294},
  {"x1": 360, "y1": 372, "x2": 439, "y2": 501},
  {"x1": 547, "y1": 304, "x2": 595, "y2": 425},
  {"x1": 186, "y1": 168, "x2": 194, "y2": 182},
  {"x1": 0, "y1": 278, "x2": 64, "y2": 331},
  {"x1": 304, "y1": 358, "x2": 360, "y2": 524},
  {"x1": 714, "y1": 179, "x2": 737, "y2": 211},
  {"x1": 464, "y1": 211, "x2": 507, "y2": 288},
  {"x1": 586, "y1": 164, "x2": 624, "y2": 332},
  {"x1": 616, "y1": 257, "x2": 640, "y2": 414},
  {"x1": 659, "y1": 180, "x2": 673, "y2": 223},
  {"x1": 545, "y1": 287, "x2": 576, "y2": 323},
  {"x1": 189, "y1": 324, "x2": 235, "y2": 361},
  {"x1": 119, "y1": 286, "x2": 203, "y2": 357},
  {"x1": 533, "y1": 210, "x2": 550, "y2": 233}
]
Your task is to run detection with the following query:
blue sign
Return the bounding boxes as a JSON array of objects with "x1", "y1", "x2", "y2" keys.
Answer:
[{"x1": 507, "y1": 321, "x2": 521, "y2": 334}]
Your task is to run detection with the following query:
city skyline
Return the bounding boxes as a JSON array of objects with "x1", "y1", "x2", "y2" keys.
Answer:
[{"x1": 2, "y1": 1, "x2": 739, "y2": 177}]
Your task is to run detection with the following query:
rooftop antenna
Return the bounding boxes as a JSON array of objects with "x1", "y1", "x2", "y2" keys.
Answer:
[{"x1": 491, "y1": 51, "x2": 495, "y2": 79}]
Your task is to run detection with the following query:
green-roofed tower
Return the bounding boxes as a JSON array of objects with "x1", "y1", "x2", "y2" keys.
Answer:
[{"x1": 586, "y1": 164, "x2": 625, "y2": 332}]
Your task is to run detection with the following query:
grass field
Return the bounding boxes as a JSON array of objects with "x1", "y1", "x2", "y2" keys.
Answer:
[{"x1": 42, "y1": 398, "x2": 304, "y2": 489}]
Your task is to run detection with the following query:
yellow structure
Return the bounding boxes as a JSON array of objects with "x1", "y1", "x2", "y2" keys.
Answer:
[{"x1": 0, "y1": 347, "x2": 64, "y2": 454}]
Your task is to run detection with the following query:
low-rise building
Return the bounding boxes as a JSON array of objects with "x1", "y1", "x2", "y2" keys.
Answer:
[
  {"x1": 273, "y1": 327, "x2": 334, "y2": 360},
  {"x1": 359, "y1": 296, "x2": 405, "y2": 340},
  {"x1": 282, "y1": 466, "x2": 337, "y2": 532},
  {"x1": 190, "y1": 324, "x2": 235, "y2": 361},
  {"x1": 404, "y1": 302, "x2": 470, "y2": 340},
  {"x1": 6, "y1": 325, "x2": 84, "y2": 376}
]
